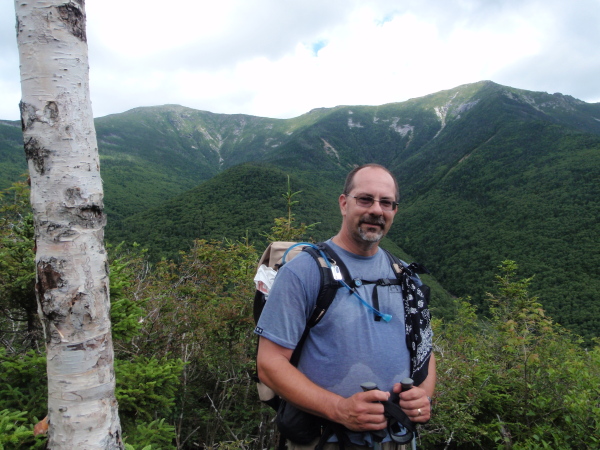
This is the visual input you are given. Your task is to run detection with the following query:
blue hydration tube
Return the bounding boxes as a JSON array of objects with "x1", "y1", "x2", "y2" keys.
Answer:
[
  {"x1": 283, "y1": 243, "x2": 392, "y2": 322},
  {"x1": 340, "y1": 279, "x2": 392, "y2": 322}
]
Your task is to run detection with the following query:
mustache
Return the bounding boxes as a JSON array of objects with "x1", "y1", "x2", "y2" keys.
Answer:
[{"x1": 359, "y1": 216, "x2": 386, "y2": 227}]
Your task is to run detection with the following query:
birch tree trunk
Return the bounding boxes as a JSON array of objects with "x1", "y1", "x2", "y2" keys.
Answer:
[{"x1": 14, "y1": 1, "x2": 123, "y2": 448}]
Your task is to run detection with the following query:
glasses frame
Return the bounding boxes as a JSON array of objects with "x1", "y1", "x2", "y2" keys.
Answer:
[{"x1": 346, "y1": 194, "x2": 398, "y2": 211}]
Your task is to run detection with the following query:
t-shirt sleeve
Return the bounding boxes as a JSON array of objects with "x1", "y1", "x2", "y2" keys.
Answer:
[{"x1": 254, "y1": 253, "x2": 319, "y2": 350}]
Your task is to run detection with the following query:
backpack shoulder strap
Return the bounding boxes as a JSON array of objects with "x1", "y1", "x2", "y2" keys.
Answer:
[
  {"x1": 381, "y1": 248, "x2": 430, "y2": 279},
  {"x1": 289, "y1": 242, "x2": 348, "y2": 366},
  {"x1": 306, "y1": 242, "x2": 350, "y2": 327}
]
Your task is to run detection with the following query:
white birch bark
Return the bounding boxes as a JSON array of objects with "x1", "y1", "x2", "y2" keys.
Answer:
[{"x1": 14, "y1": 1, "x2": 123, "y2": 448}]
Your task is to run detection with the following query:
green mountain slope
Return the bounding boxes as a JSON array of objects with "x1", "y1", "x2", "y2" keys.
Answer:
[
  {"x1": 2, "y1": 80, "x2": 599, "y2": 340},
  {"x1": 108, "y1": 163, "x2": 344, "y2": 257},
  {"x1": 109, "y1": 162, "x2": 457, "y2": 318},
  {"x1": 0, "y1": 120, "x2": 28, "y2": 189},
  {"x1": 95, "y1": 105, "x2": 344, "y2": 221},
  {"x1": 390, "y1": 124, "x2": 600, "y2": 338}
]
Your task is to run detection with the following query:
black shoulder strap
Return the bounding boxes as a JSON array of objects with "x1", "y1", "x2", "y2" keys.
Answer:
[
  {"x1": 381, "y1": 248, "x2": 430, "y2": 277},
  {"x1": 290, "y1": 242, "x2": 348, "y2": 366},
  {"x1": 306, "y1": 242, "x2": 350, "y2": 327}
]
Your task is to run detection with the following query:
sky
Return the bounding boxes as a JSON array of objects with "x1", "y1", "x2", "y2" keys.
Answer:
[{"x1": 1, "y1": 0, "x2": 599, "y2": 121}]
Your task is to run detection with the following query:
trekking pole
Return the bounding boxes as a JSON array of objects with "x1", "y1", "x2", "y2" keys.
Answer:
[
  {"x1": 400, "y1": 378, "x2": 417, "y2": 450},
  {"x1": 361, "y1": 382, "x2": 385, "y2": 450}
]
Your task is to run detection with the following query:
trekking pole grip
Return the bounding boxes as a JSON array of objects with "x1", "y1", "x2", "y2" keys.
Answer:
[
  {"x1": 360, "y1": 382, "x2": 378, "y2": 392},
  {"x1": 401, "y1": 377, "x2": 414, "y2": 391}
]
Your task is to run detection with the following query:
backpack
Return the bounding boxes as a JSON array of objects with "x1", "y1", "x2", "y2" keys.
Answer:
[
  {"x1": 252, "y1": 241, "x2": 343, "y2": 410},
  {"x1": 252, "y1": 241, "x2": 432, "y2": 411}
]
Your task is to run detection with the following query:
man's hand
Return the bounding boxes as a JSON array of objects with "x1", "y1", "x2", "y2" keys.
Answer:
[
  {"x1": 392, "y1": 384, "x2": 431, "y2": 423},
  {"x1": 333, "y1": 389, "x2": 390, "y2": 431}
]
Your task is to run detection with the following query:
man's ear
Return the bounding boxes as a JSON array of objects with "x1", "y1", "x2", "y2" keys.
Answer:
[{"x1": 339, "y1": 193, "x2": 348, "y2": 216}]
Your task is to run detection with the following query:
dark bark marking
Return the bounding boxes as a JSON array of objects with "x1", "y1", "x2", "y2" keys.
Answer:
[
  {"x1": 57, "y1": 3, "x2": 87, "y2": 42},
  {"x1": 64, "y1": 187, "x2": 106, "y2": 228},
  {"x1": 45, "y1": 221, "x2": 64, "y2": 234},
  {"x1": 23, "y1": 137, "x2": 49, "y2": 174},
  {"x1": 70, "y1": 291, "x2": 84, "y2": 308},
  {"x1": 56, "y1": 229, "x2": 79, "y2": 241},
  {"x1": 20, "y1": 101, "x2": 60, "y2": 130},
  {"x1": 66, "y1": 342, "x2": 85, "y2": 351},
  {"x1": 36, "y1": 260, "x2": 68, "y2": 330},
  {"x1": 67, "y1": 292, "x2": 94, "y2": 330},
  {"x1": 64, "y1": 186, "x2": 83, "y2": 202},
  {"x1": 78, "y1": 205, "x2": 106, "y2": 229},
  {"x1": 37, "y1": 261, "x2": 65, "y2": 322},
  {"x1": 37, "y1": 261, "x2": 63, "y2": 298},
  {"x1": 44, "y1": 101, "x2": 59, "y2": 124},
  {"x1": 67, "y1": 333, "x2": 103, "y2": 352},
  {"x1": 79, "y1": 204, "x2": 104, "y2": 221},
  {"x1": 19, "y1": 101, "x2": 37, "y2": 132},
  {"x1": 20, "y1": 101, "x2": 60, "y2": 174}
]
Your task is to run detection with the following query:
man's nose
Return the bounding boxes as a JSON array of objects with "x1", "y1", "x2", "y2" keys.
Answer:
[{"x1": 367, "y1": 199, "x2": 385, "y2": 215}]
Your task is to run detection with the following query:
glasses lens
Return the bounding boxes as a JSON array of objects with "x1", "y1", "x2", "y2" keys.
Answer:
[
  {"x1": 379, "y1": 200, "x2": 394, "y2": 210},
  {"x1": 356, "y1": 196, "x2": 374, "y2": 207}
]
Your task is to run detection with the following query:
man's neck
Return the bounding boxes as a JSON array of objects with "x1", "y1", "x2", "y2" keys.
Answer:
[{"x1": 331, "y1": 234, "x2": 380, "y2": 257}]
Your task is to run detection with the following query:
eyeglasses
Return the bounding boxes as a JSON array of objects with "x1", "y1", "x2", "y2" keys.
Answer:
[{"x1": 346, "y1": 195, "x2": 398, "y2": 211}]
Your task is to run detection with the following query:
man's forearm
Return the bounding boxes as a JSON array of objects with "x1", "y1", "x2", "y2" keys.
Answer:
[
  {"x1": 256, "y1": 337, "x2": 345, "y2": 421},
  {"x1": 256, "y1": 337, "x2": 390, "y2": 432},
  {"x1": 419, "y1": 353, "x2": 437, "y2": 398}
]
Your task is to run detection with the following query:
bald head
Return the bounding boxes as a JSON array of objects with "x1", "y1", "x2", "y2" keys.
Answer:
[{"x1": 342, "y1": 164, "x2": 399, "y2": 202}]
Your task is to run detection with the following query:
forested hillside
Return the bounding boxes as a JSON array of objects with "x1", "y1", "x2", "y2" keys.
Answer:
[
  {"x1": 0, "y1": 120, "x2": 25, "y2": 189},
  {"x1": 2, "y1": 183, "x2": 598, "y2": 449},
  {"x1": 108, "y1": 163, "x2": 343, "y2": 256},
  {"x1": 1, "y1": 80, "x2": 599, "y2": 340},
  {"x1": 2, "y1": 80, "x2": 600, "y2": 448}
]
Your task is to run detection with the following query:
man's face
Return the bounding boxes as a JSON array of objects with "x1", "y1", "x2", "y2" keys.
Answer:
[{"x1": 339, "y1": 167, "x2": 398, "y2": 244}]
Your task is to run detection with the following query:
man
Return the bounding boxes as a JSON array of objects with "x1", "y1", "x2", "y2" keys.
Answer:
[{"x1": 256, "y1": 164, "x2": 436, "y2": 449}]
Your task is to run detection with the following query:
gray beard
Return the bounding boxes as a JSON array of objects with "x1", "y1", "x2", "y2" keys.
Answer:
[
  {"x1": 358, "y1": 226, "x2": 384, "y2": 242},
  {"x1": 357, "y1": 216, "x2": 386, "y2": 242}
]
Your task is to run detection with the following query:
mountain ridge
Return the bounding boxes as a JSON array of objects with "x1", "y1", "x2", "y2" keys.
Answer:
[{"x1": 1, "y1": 80, "x2": 599, "y2": 340}]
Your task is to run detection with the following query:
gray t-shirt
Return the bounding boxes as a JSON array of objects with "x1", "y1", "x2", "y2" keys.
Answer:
[{"x1": 255, "y1": 240, "x2": 411, "y2": 398}]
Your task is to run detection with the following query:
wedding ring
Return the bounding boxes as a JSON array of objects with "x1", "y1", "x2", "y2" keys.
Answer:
[{"x1": 417, "y1": 408, "x2": 422, "y2": 416}]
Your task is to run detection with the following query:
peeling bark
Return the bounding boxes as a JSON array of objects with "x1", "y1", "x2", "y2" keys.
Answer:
[{"x1": 14, "y1": 0, "x2": 123, "y2": 448}]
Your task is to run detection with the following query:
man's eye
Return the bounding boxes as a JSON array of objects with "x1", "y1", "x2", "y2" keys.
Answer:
[
  {"x1": 380, "y1": 200, "x2": 393, "y2": 208},
  {"x1": 357, "y1": 197, "x2": 374, "y2": 204}
]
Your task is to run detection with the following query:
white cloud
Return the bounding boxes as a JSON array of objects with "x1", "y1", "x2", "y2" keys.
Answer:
[{"x1": 1, "y1": 0, "x2": 599, "y2": 121}]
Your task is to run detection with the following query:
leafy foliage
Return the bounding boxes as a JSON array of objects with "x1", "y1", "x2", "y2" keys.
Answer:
[
  {"x1": 0, "y1": 183, "x2": 186, "y2": 449},
  {"x1": 0, "y1": 348, "x2": 47, "y2": 423},
  {"x1": 123, "y1": 418, "x2": 177, "y2": 450},
  {"x1": 115, "y1": 357, "x2": 184, "y2": 424},
  {"x1": 119, "y1": 238, "x2": 270, "y2": 449},
  {"x1": 108, "y1": 242, "x2": 147, "y2": 343},
  {"x1": 0, "y1": 181, "x2": 40, "y2": 351},
  {"x1": 0, "y1": 409, "x2": 46, "y2": 450},
  {"x1": 424, "y1": 261, "x2": 600, "y2": 449}
]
